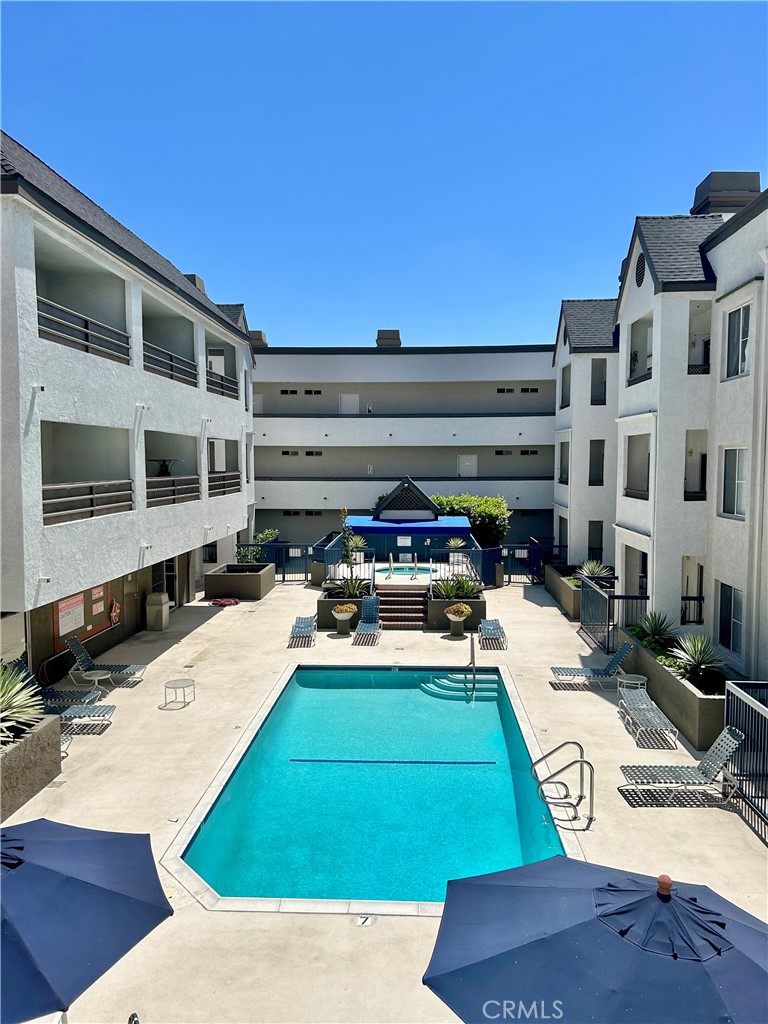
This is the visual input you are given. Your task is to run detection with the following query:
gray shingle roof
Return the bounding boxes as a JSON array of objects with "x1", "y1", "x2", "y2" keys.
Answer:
[
  {"x1": 1, "y1": 132, "x2": 248, "y2": 340},
  {"x1": 561, "y1": 299, "x2": 617, "y2": 353},
  {"x1": 217, "y1": 303, "x2": 249, "y2": 333},
  {"x1": 636, "y1": 215, "x2": 723, "y2": 285}
]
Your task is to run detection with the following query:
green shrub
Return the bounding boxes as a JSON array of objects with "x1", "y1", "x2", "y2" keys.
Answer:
[
  {"x1": 635, "y1": 612, "x2": 678, "y2": 649},
  {"x1": 0, "y1": 663, "x2": 44, "y2": 747},
  {"x1": 432, "y1": 575, "x2": 483, "y2": 599},
  {"x1": 565, "y1": 576, "x2": 582, "y2": 589},
  {"x1": 669, "y1": 634, "x2": 724, "y2": 679},
  {"x1": 429, "y1": 494, "x2": 511, "y2": 547},
  {"x1": 237, "y1": 528, "x2": 279, "y2": 562},
  {"x1": 657, "y1": 655, "x2": 690, "y2": 679}
]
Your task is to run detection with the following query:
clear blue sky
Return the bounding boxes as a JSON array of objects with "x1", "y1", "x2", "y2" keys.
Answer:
[{"x1": 3, "y1": 1, "x2": 766, "y2": 347}]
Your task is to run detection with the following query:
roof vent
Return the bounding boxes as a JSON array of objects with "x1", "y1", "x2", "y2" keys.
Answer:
[
  {"x1": 249, "y1": 330, "x2": 268, "y2": 349},
  {"x1": 635, "y1": 252, "x2": 646, "y2": 288},
  {"x1": 376, "y1": 329, "x2": 401, "y2": 348},
  {"x1": 690, "y1": 172, "x2": 761, "y2": 216},
  {"x1": 183, "y1": 273, "x2": 207, "y2": 294}
]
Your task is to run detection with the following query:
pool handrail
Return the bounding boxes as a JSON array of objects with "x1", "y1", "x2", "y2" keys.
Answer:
[
  {"x1": 387, "y1": 553, "x2": 394, "y2": 579},
  {"x1": 412, "y1": 554, "x2": 418, "y2": 580}
]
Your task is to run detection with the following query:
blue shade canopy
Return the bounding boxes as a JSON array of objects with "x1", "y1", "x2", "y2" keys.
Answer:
[
  {"x1": 1, "y1": 819, "x2": 173, "y2": 1024},
  {"x1": 423, "y1": 855, "x2": 768, "y2": 1024},
  {"x1": 346, "y1": 516, "x2": 471, "y2": 534}
]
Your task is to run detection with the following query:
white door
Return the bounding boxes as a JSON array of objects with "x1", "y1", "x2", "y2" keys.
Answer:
[
  {"x1": 207, "y1": 349, "x2": 225, "y2": 375},
  {"x1": 252, "y1": 394, "x2": 263, "y2": 415},
  {"x1": 458, "y1": 454, "x2": 478, "y2": 478},
  {"x1": 339, "y1": 393, "x2": 360, "y2": 415},
  {"x1": 208, "y1": 438, "x2": 226, "y2": 472}
]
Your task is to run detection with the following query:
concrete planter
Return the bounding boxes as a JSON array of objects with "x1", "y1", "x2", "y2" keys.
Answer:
[
  {"x1": 544, "y1": 564, "x2": 581, "y2": 620},
  {"x1": 317, "y1": 596, "x2": 363, "y2": 630},
  {"x1": 616, "y1": 628, "x2": 726, "y2": 751},
  {"x1": 428, "y1": 598, "x2": 487, "y2": 632},
  {"x1": 1, "y1": 715, "x2": 61, "y2": 821},
  {"x1": 204, "y1": 562, "x2": 275, "y2": 601}
]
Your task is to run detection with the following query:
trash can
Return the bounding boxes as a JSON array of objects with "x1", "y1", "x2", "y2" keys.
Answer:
[{"x1": 146, "y1": 592, "x2": 170, "y2": 631}]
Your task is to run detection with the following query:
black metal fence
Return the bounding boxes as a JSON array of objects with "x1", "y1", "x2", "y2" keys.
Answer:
[
  {"x1": 725, "y1": 682, "x2": 768, "y2": 841},
  {"x1": 580, "y1": 577, "x2": 649, "y2": 652},
  {"x1": 237, "y1": 542, "x2": 312, "y2": 582},
  {"x1": 501, "y1": 540, "x2": 568, "y2": 584},
  {"x1": 680, "y1": 595, "x2": 705, "y2": 625}
]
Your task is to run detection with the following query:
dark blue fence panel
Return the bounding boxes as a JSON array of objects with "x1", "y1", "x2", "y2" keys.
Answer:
[{"x1": 726, "y1": 682, "x2": 768, "y2": 840}]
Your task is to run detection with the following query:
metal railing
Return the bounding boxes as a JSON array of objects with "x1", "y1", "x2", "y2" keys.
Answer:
[
  {"x1": 687, "y1": 363, "x2": 711, "y2": 375},
  {"x1": 680, "y1": 595, "x2": 704, "y2": 624},
  {"x1": 725, "y1": 682, "x2": 768, "y2": 840},
  {"x1": 42, "y1": 479, "x2": 133, "y2": 525},
  {"x1": 430, "y1": 548, "x2": 483, "y2": 580},
  {"x1": 207, "y1": 471, "x2": 241, "y2": 497},
  {"x1": 587, "y1": 547, "x2": 603, "y2": 561},
  {"x1": 623, "y1": 487, "x2": 649, "y2": 500},
  {"x1": 38, "y1": 296, "x2": 130, "y2": 364},
  {"x1": 626, "y1": 369, "x2": 653, "y2": 386},
  {"x1": 531, "y1": 741, "x2": 595, "y2": 829},
  {"x1": 683, "y1": 489, "x2": 707, "y2": 501},
  {"x1": 580, "y1": 577, "x2": 648, "y2": 652},
  {"x1": 146, "y1": 475, "x2": 201, "y2": 507},
  {"x1": 143, "y1": 342, "x2": 198, "y2": 387},
  {"x1": 206, "y1": 369, "x2": 239, "y2": 399},
  {"x1": 238, "y1": 542, "x2": 313, "y2": 582}
]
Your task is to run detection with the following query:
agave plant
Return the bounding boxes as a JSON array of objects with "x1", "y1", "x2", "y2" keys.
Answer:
[
  {"x1": 349, "y1": 534, "x2": 369, "y2": 550},
  {"x1": 433, "y1": 574, "x2": 483, "y2": 599},
  {"x1": 0, "y1": 662, "x2": 44, "y2": 747},
  {"x1": 446, "y1": 537, "x2": 467, "y2": 549},
  {"x1": 575, "y1": 559, "x2": 614, "y2": 582},
  {"x1": 328, "y1": 576, "x2": 371, "y2": 598},
  {"x1": 669, "y1": 634, "x2": 725, "y2": 680},
  {"x1": 635, "y1": 612, "x2": 678, "y2": 648}
]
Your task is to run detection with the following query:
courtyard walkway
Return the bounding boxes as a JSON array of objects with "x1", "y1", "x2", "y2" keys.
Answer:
[{"x1": 10, "y1": 583, "x2": 766, "y2": 1024}]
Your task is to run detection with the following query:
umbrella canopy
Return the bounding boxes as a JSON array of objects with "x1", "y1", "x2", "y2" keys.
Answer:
[
  {"x1": 423, "y1": 855, "x2": 768, "y2": 1024},
  {"x1": 2, "y1": 818, "x2": 173, "y2": 1024}
]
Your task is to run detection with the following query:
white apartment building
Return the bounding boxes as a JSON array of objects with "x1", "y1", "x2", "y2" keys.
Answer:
[
  {"x1": 551, "y1": 299, "x2": 619, "y2": 566},
  {"x1": 250, "y1": 333, "x2": 556, "y2": 544},
  {"x1": 613, "y1": 172, "x2": 767, "y2": 677},
  {"x1": 1, "y1": 133, "x2": 254, "y2": 675}
]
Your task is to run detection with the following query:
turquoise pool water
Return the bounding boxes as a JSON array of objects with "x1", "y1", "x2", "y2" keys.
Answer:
[
  {"x1": 183, "y1": 667, "x2": 563, "y2": 903},
  {"x1": 375, "y1": 565, "x2": 431, "y2": 575}
]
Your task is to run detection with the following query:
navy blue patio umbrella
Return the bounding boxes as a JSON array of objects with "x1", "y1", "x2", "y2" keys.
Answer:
[
  {"x1": 423, "y1": 855, "x2": 768, "y2": 1024},
  {"x1": 1, "y1": 818, "x2": 173, "y2": 1024}
]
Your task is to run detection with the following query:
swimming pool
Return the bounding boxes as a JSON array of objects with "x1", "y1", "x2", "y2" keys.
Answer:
[
  {"x1": 375, "y1": 565, "x2": 431, "y2": 575},
  {"x1": 182, "y1": 666, "x2": 563, "y2": 904}
]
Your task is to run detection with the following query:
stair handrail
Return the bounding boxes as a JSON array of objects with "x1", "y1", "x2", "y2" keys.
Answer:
[
  {"x1": 412, "y1": 553, "x2": 418, "y2": 580},
  {"x1": 428, "y1": 558, "x2": 434, "y2": 598},
  {"x1": 387, "y1": 552, "x2": 394, "y2": 579},
  {"x1": 536, "y1": 759, "x2": 595, "y2": 828}
]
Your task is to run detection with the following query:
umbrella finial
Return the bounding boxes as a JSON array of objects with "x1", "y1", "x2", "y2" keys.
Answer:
[{"x1": 657, "y1": 874, "x2": 673, "y2": 901}]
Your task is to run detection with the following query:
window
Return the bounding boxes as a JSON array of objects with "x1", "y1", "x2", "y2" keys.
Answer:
[
  {"x1": 520, "y1": 450, "x2": 539, "y2": 456},
  {"x1": 718, "y1": 582, "x2": 743, "y2": 655},
  {"x1": 304, "y1": 389, "x2": 322, "y2": 395},
  {"x1": 281, "y1": 450, "x2": 299, "y2": 456},
  {"x1": 304, "y1": 510, "x2": 322, "y2": 516},
  {"x1": 560, "y1": 365, "x2": 571, "y2": 408},
  {"x1": 282, "y1": 510, "x2": 301, "y2": 517},
  {"x1": 725, "y1": 305, "x2": 750, "y2": 378},
  {"x1": 722, "y1": 448, "x2": 748, "y2": 518},
  {"x1": 202, "y1": 542, "x2": 217, "y2": 563},
  {"x1": 280, "y1": 388, "x2": 298, "y2": 395},
  {"x1": 495, "y1": 449, "x2": 515, "y2": 455},
  {"x1": 587, "y1": 521, "x2": 603, "y2": 561},
  {"x1": 520, "y1": 386, "x2": 539, "y2": 393},
  {"x1": 590, "y1": 358, "x2": 607, "y2": 405},
  {"x1": 305, "y1": 450, "x2": 323, "y2": 457},
  {"x1": 496, "y1": 387, "x2": 515, "y2": 393},
  {"x1": 558, "y1": 441, "x2": 570, "y2": 484},
  {"x1": 588, "y1": 440, "x2": 605, "y2": 486}
]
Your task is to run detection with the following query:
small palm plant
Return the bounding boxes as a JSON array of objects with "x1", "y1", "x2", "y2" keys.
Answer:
[
  {"x1": 635, "y1": 612, "x2": 678, "y2": 649},
  {"x1": 669, "y1": 634, "x2": 724, "y2": 683},
  {"x1": 575, "y1": 559, "x2": 613, "y2": 582},
  {"x1": 0, "y1": 662, "x2": 44, "y2": 748},
  {"x1": 446, "y1": 537, "x2": 467, "y2": 549},
  {"x1": 330, "y1": 577, "x2": 371, "y2": 598},
  {"x1": 349, "y1": 534, "x2": 368, "y2": 550}
]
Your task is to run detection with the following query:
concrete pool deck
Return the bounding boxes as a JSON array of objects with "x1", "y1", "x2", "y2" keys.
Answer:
[{"x1": 9, "y1": 583, "x2": 767, "y2": 1023}]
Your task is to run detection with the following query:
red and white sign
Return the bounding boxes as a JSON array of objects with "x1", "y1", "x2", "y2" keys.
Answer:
[
  {"x1": 58, "y1": 594, "x2": 85, "y2": 636},
  {"x1": 92, "y1": 601, "x2": 105, "y2": 616},
  {"x1": 91, "y1": 585, "x2": 104, "y2": 600}
]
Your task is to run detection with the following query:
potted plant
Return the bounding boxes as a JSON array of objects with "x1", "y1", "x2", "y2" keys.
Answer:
[
  {"x1": 445, "y1": 602, "x2": 472, "y2": 636},
  {"x1": 332, "y1": 602, "x2": 357, "y2": 636}
]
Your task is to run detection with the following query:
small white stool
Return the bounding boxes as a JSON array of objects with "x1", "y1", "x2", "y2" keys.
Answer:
[
  {"x1": 80, "y1": 669, "x2": 112, "y2": 697},
  {"x1": 161, "y1": 677, "x2": 195, "y2": 709},
  {"x1": 614, "y1": 671, "x2": 647, "y2": 690}
]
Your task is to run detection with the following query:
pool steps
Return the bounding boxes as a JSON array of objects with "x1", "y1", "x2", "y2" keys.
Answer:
[
  {"x1": 376, "y1": 587, "x2": 428, "y2": 630},
  {"x1": 419, "y1": 674, "x2": 499, "y2": 702}
]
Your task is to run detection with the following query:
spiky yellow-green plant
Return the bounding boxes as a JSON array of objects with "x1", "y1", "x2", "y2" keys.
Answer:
[{"x1": 0, "y1": 663, "x2": 44, "y2": 747}]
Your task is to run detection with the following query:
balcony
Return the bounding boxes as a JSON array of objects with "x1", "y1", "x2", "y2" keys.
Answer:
[
  {"x1": 38, "y1": 297, "x2": 130, "y2": 364},
  {"x1": 681, "y1": 595, "x2": 704, "y2": 625},
  {"x1": 146, "y1": 476, "x2": 201, "y2": 508},
  {"x1": 208, "y1": 471, "x2": 241, "y2": 497},
  {"x1": 683, "y1": 490, "x2": 707, "y2": 502},
  {"x1": 42, "y1": 479, "x2": 133, "y2": 525},
  {"x1": 143, "y1": 342, "x2": 198, "y2": 387},
  {"x1": 623, "y1": 487, "x2": 649, "y2": 500},
  {"x1": 206, "y1": 369, "x2": 239, "y2": 400},
  {"x1": 687, "y1": 363, "x2": 710, "y2": 376}
]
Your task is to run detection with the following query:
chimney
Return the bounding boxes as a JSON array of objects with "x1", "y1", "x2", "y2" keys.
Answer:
[
  {"x1": 690, "y1": 172, "x2": 761, "y2": 216},
  {"x1": 376, "y1": 329, "x2": 401, "y2": 348},
  {"x1": 249, "y1": 330, "x2": 268, "y2": 349},
  {"x1": 183, "y1": 273, "x2": 207, "y2": 294}
]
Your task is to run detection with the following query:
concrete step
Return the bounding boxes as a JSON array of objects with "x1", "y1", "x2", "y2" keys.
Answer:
[{"x1": 381, "y1": 620, "x2": 425, "y2": 630}]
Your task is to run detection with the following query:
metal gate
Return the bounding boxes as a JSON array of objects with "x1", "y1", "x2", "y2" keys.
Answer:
[
  {"x1": 580, "y1": 578, "x2": 648, "y2": 652},
  {"x1": 503, "y1": 541, "x2": 568, "y2": 585},
  {"x1": 237, "y1": 543, "x2": 312, "y2": 582},
  {"x1": 502, "y1": 544, "x2": 534, "y2": 584}
]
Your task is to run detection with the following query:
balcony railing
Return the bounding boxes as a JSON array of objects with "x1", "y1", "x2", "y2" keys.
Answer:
[
  {"x1": 252, "y1": 474, "x2": 555, "y2": 483},
  {"x1": 590, "y1": 386, "x2": 607, "y2": 406},
  {"x1": 623, "y1": 487, "x2": 649, "y2": 500},
  {"x1": 587, "y1": 547, "x2": 603, "y2": 561},
  {"x1": 146, "y1": 475, "x2": 201, "y2": 508},
  {"x1": 683, "y1": 489, "x2": 707, "y2": 502},
  {"x1": 38, "y1": 296, "x2": 130, "y2": 364},
  {"x1": 626, "y1": 369, "x2": 652, "y2": 387},
  {"x1": 208, "y1": 471, "x2": 241, "y2": 497},
  {"x1": 206, "y1": 369, "x2": 239, "y2": 400},
  {"x1": 42, "y1": 479, "x2": 133, "y2": 525},
  {"x1": 687, "y1": 363, "x2": 710, "y2": 376},
  {"x1": 143, "y1": 342, "x2": 198, "y2": 387},
  {"x1": 681, "y1": 595, "x2": 704, "y2": 625}
]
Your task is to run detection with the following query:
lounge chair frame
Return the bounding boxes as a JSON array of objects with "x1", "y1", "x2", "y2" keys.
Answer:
[
  {"x1": 551, "y1": 641, "x2": 633, "y2": 690},
  {"x1": 478, "y1": 618, "x2": 508, "y2": 650},
  {"x1": 352, "y1": 596, "x2": 382, "y2": 645},
  {"x1": 288, "y1": 615, "x2": 317, "y2": 647},
  {"x1": 618, "y1": 686, "x2": 679, "y2": 747},
  {"x1": 66, "y1": 636, "x2": 146, "y2": 684}
]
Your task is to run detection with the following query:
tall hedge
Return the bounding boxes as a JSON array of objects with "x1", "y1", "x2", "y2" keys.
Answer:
[{"x1": 429, "y1": 494, "x2": 511, "y2": 547}]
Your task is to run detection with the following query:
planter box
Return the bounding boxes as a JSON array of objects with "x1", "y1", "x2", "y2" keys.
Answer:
[
  {"x1": 204, "y1": 562, "x2": 275, "y2": 601},
  {"x1": 544, "y1": 564, "x2": 581, "y2": 620},
  {"x1": 317, "y1": 596, "x2": 363, "y2": 630},
  {"x1": 1, "y1": 715, "x2": 61, "y2": 821},
  {"x1": 616, "y1": 628, "x2": 725, "y2": 751},
  {"x1": 427, "y1": 598, "x2": 487, "y2": 632}
]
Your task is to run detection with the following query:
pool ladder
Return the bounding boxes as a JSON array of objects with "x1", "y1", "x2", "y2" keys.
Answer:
[{"x1": 531, "y1": 741, "x2": 595, "y2": 830}]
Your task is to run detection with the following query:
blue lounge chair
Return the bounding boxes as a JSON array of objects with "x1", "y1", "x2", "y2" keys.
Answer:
[
  {"x1": 352, "y1": 596, "x2": 381, "y2": 645},
  {"x1": 551, "y1": 641, "x2": 633, "y2": 690},
  {"x1": 478, "y1": 618, "x2": 507, "y2": 649},
  {"x1": 289, "y1": 615, "x2": 316, "y2": 647},
  {"x1": 65, "y1": 636, "x2": 146, "y2": 683},
  {"x1": 620, "y1": 727, "x2": 744, "y2": 803},
  {"x1": 44, "y1": 702, "x2": 116, "y2": 722},
  {"x1": 39, "y1": 688, "x2": 101, "y2": 706}
]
